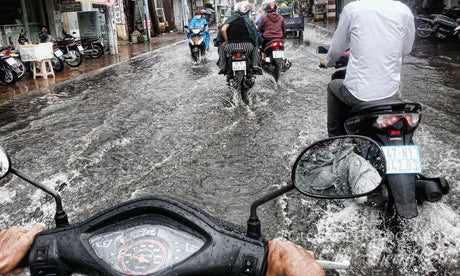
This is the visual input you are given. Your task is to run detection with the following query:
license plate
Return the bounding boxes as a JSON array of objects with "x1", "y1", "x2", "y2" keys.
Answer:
[
  {"x1": 77, "y1": 46, "x2": 84, "y2": 52},
  {"x1": 54, "y1": 49, "x2": 63, "y2": 57},
  {"x1": 232, "y1": 61, "x2": 246, "y2": 71},
  {"x1": 6, "y1": 58, "x2": 16, "y2": 66},
  {"x1": 381, "y1": 145, "x2": 421, "y2": 174},
  {"x1": 272, "y1": 50, "x2": 284, "y2": 59}
]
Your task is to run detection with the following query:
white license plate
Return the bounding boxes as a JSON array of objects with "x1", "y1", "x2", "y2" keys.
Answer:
[
  {"x1": 54, "y1": 49, "x2": 63, "y2": 57},
  {"x1": 232, "y1": 61, "x2": 246, "y2": 71},
  {"x1": 6, "y1": 58, "x2": 16, "y2": 66},
  {"x1": 272, "y1": 50, "x2": 284, "y2": 59},
  {"x1": 381, "y1": 145, "x2": 421, "y2": 174},
  {"x1": 77, "y1": 46, "x2": 84, "y2": 52}
]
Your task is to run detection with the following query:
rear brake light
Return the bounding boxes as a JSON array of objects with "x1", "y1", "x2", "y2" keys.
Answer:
[
  {"x1": 375, "y1": 113, "x2": 420, "y2": 128},
  {"x1": 404, "y1": 114, "x2": 420, "y2": 126},
  {"x1": 232, "y1": 53, "x2": 245, "y2": 59},
  {"x1": 391, "y1": 130, "x2": 401, "y2": 136},
  {"x1": 271, "y1": 42, "x2": 284, "y2": 48},
  {"x1": 5, "y1": 49, "x2": 10, "y2": 56}
]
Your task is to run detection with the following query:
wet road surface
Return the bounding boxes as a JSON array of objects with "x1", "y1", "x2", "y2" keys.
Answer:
[{"x1": 0, "y1": 23, "x2": 458, "y2": 275}]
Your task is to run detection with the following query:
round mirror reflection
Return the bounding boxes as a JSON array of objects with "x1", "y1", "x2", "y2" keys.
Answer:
[
  {"x1": 293, "y1": 136, "x2": 386, "y2": 198},
  {"x1": 0, "y1": 146, "x2": 11, "y2": 180}
]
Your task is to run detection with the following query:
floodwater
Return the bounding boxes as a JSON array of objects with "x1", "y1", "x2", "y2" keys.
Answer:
[{"x1": 0, "y1": 24, "x2": 458, "y2": 275}]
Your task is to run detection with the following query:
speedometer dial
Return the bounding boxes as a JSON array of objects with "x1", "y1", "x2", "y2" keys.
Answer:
[
  {"x1": 120, "y1": 239, "x2": 167, "y2": 275},
  {"x1": 89, "y1": 223, "x2": 205, "y2": 275}
]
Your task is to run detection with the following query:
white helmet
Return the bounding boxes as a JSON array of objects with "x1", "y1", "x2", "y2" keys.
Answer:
[{"x1": 237, "y1": 1, "x2": 251, "y2": 14}]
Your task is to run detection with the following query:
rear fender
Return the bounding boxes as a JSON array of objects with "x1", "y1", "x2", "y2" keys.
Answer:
[
  {"x1": 274, "y1": 58, "x2": 283, "y2": 67},
  {"x1": 386, "y1": 174, "x2": 418, "y2": 219},
  {"x1": 234, "y1": 70, "x2": 245, "y2": 83}
]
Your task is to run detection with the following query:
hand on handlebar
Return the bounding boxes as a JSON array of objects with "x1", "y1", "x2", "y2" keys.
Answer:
[
  {"x1": 319, "y1": 57, "x2": 328, "y2": 69},
  {"x1": 0, "y1": 223, "x2": 46, "y2": 275},
  {"x1": 266, "y1": 238, "x2": 324, "y2": 276}
]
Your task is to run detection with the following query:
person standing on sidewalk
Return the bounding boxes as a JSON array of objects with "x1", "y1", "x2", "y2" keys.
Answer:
[{"x1": 320, "y1": 0, "x2": 415, "y2": 137}]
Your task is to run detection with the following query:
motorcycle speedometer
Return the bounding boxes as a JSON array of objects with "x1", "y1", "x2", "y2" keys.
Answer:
[{"x1": 89, "y1": 224, "x2": 205, "y2": 275}]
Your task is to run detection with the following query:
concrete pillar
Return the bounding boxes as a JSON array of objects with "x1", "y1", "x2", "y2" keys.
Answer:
[{"x1": 105, "y1": 5, "x2": 119, "y2": 55}]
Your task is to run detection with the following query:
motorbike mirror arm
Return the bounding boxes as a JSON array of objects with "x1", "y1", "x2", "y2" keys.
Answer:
[
  {"x1": 10, "y1": 167, "x2": 69, "y2": 227},
  {"x1": 247, "y1": 183, "x2": 295, "y2": 239}
]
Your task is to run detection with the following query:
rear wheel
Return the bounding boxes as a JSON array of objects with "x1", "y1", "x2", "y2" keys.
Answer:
[
  {"x1": 1, "y1": 67, "x2": 18, "y2": 84},
  {"x1": 241, "y1": 86, "x2": 250, "y2": 105},
  {"x1": 51, "y1": 56, "x2": 64, "y2": 72},
  {"x1": 89, "y1": 44, "x2": 104, "y2": 58},
  {"x1": 14, "y1": 58, "x2": 26, "y2": 79},
  {"x1": 416, "y1": 22, "x2": 432, "y2": 38},
  {"x1": 273, "y1": 63, "x2": 280, "y2": 82},
  {"x1": 298, "y1": 31, "x2": 303, "y2": 45},
  {"x1": 65, "y1": 49, "x2": 83, "y2": 67}
]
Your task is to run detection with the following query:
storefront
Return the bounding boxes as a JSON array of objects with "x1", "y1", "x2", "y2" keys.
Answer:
[{"x1": 0, "y1": 0, "x2": 51, "y2": 48}]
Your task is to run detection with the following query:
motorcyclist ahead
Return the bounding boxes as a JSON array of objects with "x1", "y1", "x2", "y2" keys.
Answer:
[
  {"x1": 319, "y1": 0, "x2": 415, "y2": 137},
  {"x1": 258, "y1": 2, "x2": 286, "y2": 60},
  {"x1": 214, "y1": 1, "x2": 262, "y2": 74},
  {"x1": 187, "y1": 9, "x2": 210, "y2": 50}
]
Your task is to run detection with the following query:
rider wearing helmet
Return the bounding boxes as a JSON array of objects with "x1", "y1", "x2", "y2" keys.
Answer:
[
  {"x1": 279, "y1": 2, "x2": 292, "y2": 18},
  {"x1": 187, "y1": 9, "x2": 210, "y2": 50},
  {"x1": 258, "y1": 2, "x2": 285, "y2": 59},
  {"x1": 214, "y1": 1, "x2": 262, "y2": 74}
]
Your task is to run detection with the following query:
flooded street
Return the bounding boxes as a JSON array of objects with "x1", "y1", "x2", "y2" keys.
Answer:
[{"x1": 0, "y1": 24, "x2": 458, "y2": 275}]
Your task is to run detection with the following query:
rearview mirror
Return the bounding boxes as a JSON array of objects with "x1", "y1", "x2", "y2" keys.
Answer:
[
  {"x1": 292, "y1": 136, "x2": 385, "y2": 198},
  {"x1": 0, "y1": 146, "x2": 11, "y2": 179}
]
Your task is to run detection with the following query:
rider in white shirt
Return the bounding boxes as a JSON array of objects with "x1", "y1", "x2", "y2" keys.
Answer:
[{"x1": 320, "y1": 0, "x2": 415, "y2": 137}]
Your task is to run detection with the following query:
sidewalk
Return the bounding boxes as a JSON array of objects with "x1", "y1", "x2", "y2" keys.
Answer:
[{"x1": 0, "y1": 31, "x2": 187, "y2": 102}]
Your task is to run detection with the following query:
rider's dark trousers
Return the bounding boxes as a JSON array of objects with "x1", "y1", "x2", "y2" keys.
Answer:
[
  {"x1": 218, "y1": 42, "x2": 258, "y2": 69},
  {"x1": 327, "y1": 79, "x2": 363, "y2": 137},
  {"x1": 327, "y1": 79, "x2": 402, "y2": 137}
]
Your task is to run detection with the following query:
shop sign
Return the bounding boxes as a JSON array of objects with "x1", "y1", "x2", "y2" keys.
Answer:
[
  {"x1": 61, "y1": 0, "x2": 82, "y2": 12},
  {"x1": 76, "y1": 0, "x2": 118, "y2": 5}
]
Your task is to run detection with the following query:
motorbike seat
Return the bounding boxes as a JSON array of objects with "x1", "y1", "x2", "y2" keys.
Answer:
[
  {"x1": 56, "y1": 40, "x2": 75, "y2": 46},
  {"x1": 81, "y1": 36, "x2": 101, "y2": 43},
  {"x1": 350, "y1": 99, "x2": 421, "y2": 115}
]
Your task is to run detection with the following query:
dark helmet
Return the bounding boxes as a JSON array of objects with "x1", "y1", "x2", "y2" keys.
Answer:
[{"x1": 266, "y1": 2, "x2": 277, "y2": 13}]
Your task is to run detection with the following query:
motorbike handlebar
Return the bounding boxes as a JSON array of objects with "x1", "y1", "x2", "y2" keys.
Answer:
[{"x1": 19, "y1": 196, "x2": 268, "y2": 276}]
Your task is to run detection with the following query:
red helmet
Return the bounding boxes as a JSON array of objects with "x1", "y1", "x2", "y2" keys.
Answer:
[{"x1": 266, "y1": 2, "x2": 277, "y2": 13}]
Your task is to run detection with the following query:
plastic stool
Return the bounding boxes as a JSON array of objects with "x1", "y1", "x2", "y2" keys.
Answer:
[{"x1": 33, "y1": 59, "x2": 55, "y2": 80}]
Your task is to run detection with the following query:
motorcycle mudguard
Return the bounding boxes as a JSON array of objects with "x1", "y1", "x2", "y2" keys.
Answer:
[
  {"x1": 386, "y1": 174, "x2": 418, "y2": 218},
  {"x1": 234, "y1": 70, "x2": 245, "y2": 83},
  {"x1": 274, "y1": 58, "x2": 283, "y2": 67}
]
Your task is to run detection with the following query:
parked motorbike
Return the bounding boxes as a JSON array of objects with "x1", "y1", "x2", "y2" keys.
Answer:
[
  {"x1": 416, "y1": 14, "x2": 460, "y2": 40},
  {"x1": 186, "y1": 26, "x2": 207, "y2": 62},
  {"x1": 260, "y1": 39, "x2": 291, "y2": 82},
  {"x1": 54, "y1": 30, "x2": 84, "y2": 67},
  {"x1": 317, "y1": 46, "x2": 449, "y2": 221},
  {"x1": 63, "y1": 30, "x2": 104, "y2": 59},
  {"x1": 223, "y1": 49, "x2": 257, "y2": 105},
  {"x1": 0, "y1": 46, "x2": 21, "y2": 84},
  {"x1": 0, "y1": 136, "x2": 384, "y2": 275}
]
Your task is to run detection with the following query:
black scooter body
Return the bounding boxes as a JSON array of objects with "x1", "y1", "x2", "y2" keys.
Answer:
[{"x1": 27, "y1": 196, "x2": 267, "y2": 276}]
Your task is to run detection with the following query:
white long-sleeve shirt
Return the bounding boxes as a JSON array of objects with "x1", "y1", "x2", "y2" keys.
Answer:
[{"x1": 325, "y1": 0, "x2": 415, "y2": 101}]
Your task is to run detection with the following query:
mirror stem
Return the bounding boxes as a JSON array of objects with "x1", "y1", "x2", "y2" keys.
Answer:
[
  {"x1": 247, "y1": 184, "x2": 295, "y2": 239},
  {"x1": 11, "y1": 167, "x2": 69, "y2": 227}
]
